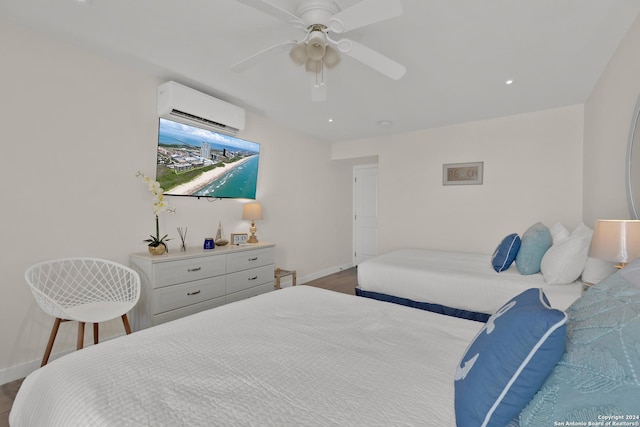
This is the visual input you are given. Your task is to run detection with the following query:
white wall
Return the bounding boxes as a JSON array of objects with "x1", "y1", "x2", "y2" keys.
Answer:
[
  {"x1": 583, "y1": 14, "x2": 640, "y2": 224},
  {"x1": 0, "y1": 19, "x2": 356, "y2": 383},
  {"x1": 334, "y1": 106, "x2": 585, "y2": 255}
]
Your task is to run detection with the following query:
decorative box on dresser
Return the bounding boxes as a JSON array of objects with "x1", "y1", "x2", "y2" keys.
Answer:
[{"x1": 130, "y1": 242, "x2": 275, "y2": 330}]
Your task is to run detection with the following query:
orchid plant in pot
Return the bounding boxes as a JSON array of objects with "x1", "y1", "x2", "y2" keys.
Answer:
[{"x1": 137, "y1": 172, "x2": 174, "y2": 255}]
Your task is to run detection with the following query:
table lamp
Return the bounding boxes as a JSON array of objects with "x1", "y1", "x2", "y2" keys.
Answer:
[
  {"x1": 242, "y1": 202, "x2": 263, "y2": 243},
  {"x1": 589, "y1": 220, "x2": 640, "y2": 268}
]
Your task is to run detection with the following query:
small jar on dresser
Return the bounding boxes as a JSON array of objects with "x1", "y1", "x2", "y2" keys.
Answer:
[{"x1": 130, "y1": 242, "x2": 275, "y2": 331}]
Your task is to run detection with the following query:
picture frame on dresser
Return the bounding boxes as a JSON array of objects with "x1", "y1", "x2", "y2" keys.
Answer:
[{"x1": 230, "y1": 233, "x2": 249, "y2": 245}]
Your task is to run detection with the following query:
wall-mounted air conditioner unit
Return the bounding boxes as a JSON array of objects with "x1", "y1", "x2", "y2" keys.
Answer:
[{"x1": 157, "y1": 81, "x2": 245, "y2": 135}]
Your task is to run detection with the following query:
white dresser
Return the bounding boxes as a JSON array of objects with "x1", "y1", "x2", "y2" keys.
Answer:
[{"x1": 130, "y1": 242, "x2": 275, "y2": 330}]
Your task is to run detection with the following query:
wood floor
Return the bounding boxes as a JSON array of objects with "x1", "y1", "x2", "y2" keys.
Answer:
[
  {"x1": 0, "y1": 379, "x2": 22, "y2": 427},
  {"x1": 303, "y1": 266, "x2": 357, "y2": 295},
  {"x1": 0, "y1": 267, "x2": 358, "y2": 427}
]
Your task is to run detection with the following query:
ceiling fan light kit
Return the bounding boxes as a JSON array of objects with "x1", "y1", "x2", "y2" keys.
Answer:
[
  {"x1": 322, "y1": 46, "x2": 341, "y2": 69},
  {"x1": 306, "y1": 29, "x2": 327, "y2": 61},
  {"x1": 234, "y1": 0, "x2": 406, "y2": 101},
  {"x1": 305, "y1": 59, "x2": 321, "y2": 73},
  {"x1": 289, "y1": 43, "x2": 308, "y2": 65}
]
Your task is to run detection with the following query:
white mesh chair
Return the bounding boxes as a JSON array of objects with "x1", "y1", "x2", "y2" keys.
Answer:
[{"x1": 25, "y1": 257, "x2": 141, "y2": 366}]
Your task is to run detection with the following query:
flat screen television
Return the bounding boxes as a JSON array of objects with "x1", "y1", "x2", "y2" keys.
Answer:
[{"x1": 156, "y1": 118, "x2": 260, "y2": 199}]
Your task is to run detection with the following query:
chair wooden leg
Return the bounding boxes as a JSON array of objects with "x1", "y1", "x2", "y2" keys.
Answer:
[
  {"x1": 122, "y1": 314, "x2": 132, "y2": 335},
  {"x1": 93, "y1": 323, "x2": 99, "y2": 345},
  {"x1": 77, "y1": 322, "x2": 85, "y2": 350},
  {"x1": 41, "y1": 317, "x2": 63, "y2": 367}
]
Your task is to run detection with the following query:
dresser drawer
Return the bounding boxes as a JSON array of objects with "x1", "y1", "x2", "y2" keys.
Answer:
[
  {"x1": 153, "y1": 276, "x2": 226, "y2": 314},
  {"x1": 226, "y1": 282, "x2": 274, "y2": 304},
  {"x1": 226, "y1": 248, "x2": 275, "y2": 273},
  {"x1": 226, "y1": 264, "x2": 274, "y2": 294},
  {"x1": 153, "y1": 296, "x2": 226, "y2": 326},
  {"x1": 153, "y1": 255, "x2": 226, "y2": 288}
]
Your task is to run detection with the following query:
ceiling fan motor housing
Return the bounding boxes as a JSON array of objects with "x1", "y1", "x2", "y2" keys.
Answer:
[{"x1": 296, "y1": 0, "x2": 340, "y2": 28}]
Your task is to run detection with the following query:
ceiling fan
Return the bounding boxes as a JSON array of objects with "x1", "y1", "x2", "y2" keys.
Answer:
[{"x1": 231, "y1": 0, "x2": 406, "y2": 101}]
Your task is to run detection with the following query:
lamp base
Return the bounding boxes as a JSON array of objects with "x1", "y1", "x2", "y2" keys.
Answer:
[{"x1": 248, "y1": 221, "x2": 258, "y2": 243}]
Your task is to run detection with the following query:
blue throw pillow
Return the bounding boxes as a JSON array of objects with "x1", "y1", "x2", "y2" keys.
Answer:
[
  {"x1": 491, "y1": 233, "x2": 521, "y2": 272},
  {"x1": 519, "y1": 268, "x2": 640, "y2": 426},
  {"x1": 516, "y1": 222, "x2": 552, "y2": 275},
  {"x1": 454, "y1": 288, "x2": 567, "y2": 427}
]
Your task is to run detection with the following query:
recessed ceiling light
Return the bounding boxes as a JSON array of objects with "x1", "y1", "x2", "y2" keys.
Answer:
[
  {"x1": 377, "y1": 120, "x2": 392, "y2": 127},
  {"x1": 505, "y1": 79, "x2": 514, "y2": 85},
  {"x1": 328, "y1": 118, "x2": 334, "y2": 123}
]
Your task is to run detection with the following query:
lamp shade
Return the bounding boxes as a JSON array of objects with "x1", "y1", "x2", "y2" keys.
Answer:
[
  {"x1": 242, "y1": 202, "x2": 263, "y2": 221},
  {"x1": 589, "y1": 220, "x2": 640, "y2": 264}
]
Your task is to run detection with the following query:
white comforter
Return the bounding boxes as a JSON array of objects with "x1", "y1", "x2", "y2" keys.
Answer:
[
  {"x1": 10, "y1": 286, "x2": 481, "y2": 427},
  {"x1": 357, "y1": 249, "x2": 581, "y2": 314}
]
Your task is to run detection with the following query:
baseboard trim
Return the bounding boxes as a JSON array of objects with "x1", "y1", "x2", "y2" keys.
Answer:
[
  {"x1": 297, "y1": 263, "x2": 354, "y2": 285},
  {"x1": 0, "y1": 348, "x2": 75, "y2": 385},
  {"x1": 0, "y1": 361, "x2": 38, "y2": 386}
]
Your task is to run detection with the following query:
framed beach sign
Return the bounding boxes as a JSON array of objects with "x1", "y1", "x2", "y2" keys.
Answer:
[{"x1": 443, "y1": 162, "x2": 483, "y2": 185}]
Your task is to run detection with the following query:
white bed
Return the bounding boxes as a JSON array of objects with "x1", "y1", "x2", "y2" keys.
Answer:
[
  {"x1": 10, "y1": 285, "x2": 481, "y2": 427},
  {"x1": 356, "y1": 249, "x2": 582, "y2": 321}
]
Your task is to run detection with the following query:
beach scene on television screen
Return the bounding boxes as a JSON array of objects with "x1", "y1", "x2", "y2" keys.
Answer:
[{"x1": 156, "y1": 118, "x2": 260, "y2": 199}]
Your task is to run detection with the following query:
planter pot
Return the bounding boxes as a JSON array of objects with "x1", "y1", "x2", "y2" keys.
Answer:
[{"x1": 148, "y1": 244, "x2": 166, "y2": 256}]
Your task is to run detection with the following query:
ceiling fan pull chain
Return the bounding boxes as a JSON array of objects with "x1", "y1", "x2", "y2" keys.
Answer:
[{"x1": 315, "y1": 60, "x2": 324, "y2": 87}]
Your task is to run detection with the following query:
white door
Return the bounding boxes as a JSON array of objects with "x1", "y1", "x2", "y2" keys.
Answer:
[{"x1": 353, "y1": 165, "x2": 379, "y2": 265}]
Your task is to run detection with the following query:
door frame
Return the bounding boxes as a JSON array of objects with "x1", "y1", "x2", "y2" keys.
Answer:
[{"x1": 353, "y1": 164, "x2": 379, "y2": 265}]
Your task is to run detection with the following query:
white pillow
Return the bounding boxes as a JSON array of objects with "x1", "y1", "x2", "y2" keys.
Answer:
[
  {"x1": 541, "y1": 235, "x2": 591, "y2": 285},
  {"x1": 582, "y1": 257, "x2": 617, "y2": 284},
  {"x1": 550, "y1": 222, "x2": 570, "y2": 244},
  {"x1": 571, "y1": 222, "x2": 593, "y2": 238}
]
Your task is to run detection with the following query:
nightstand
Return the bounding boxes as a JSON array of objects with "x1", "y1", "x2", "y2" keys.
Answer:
[{"x1": 274, "y1": 268, "x2": 296, "y2": 289}]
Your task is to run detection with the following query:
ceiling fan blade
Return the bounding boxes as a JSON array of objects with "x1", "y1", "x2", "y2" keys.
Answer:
[
  {"x1": 231, "y1": 40, "x2": 298, "y2": 72},
  {"x1": 335, "y1": 38, "x2": 406, "y2": 80},
  {"x1": 329, "y1": 0, "x2": 402, "y2": 33},
  {"x1": 235, "y1": 0, "x2": 304, "y2": 27}
]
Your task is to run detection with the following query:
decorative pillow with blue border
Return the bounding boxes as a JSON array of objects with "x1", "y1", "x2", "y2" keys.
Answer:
[
  {"x1": 454, "y1": 288, "x2": 567, "y2": 427},
  {"x1": 492, "y1": 233, "x2": 521, "y2": 272},
  {"x1": 516, "y1": 222, "x2": 553, "y2": 275}
]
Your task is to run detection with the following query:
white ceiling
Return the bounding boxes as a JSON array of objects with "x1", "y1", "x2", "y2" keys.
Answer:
[{"x1": 2, "y1": 0, "x2": 640, "y2": 142}]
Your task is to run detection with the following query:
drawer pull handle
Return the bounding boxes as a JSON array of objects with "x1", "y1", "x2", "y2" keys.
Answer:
[
  {"x1": 248, "y1": 276, "x2": 258, "y2": 281},
  {"x1": 187, "y1": 267, "x2": 202, "y2": 272},
  {"x1": 187, "y1": 290, "x2": 201, "y2": 296},
  {"x1": 248, "y1": 257, "x2": 258, "y2": 261}
]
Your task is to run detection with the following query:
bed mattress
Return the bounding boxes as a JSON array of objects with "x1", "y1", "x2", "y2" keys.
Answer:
[
  {"x1": 357, "y1": 249, "x2": 582, "y2": 317},
  {"x1": 10, "y1": 285, "x2": 482, "y2": 427}
]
